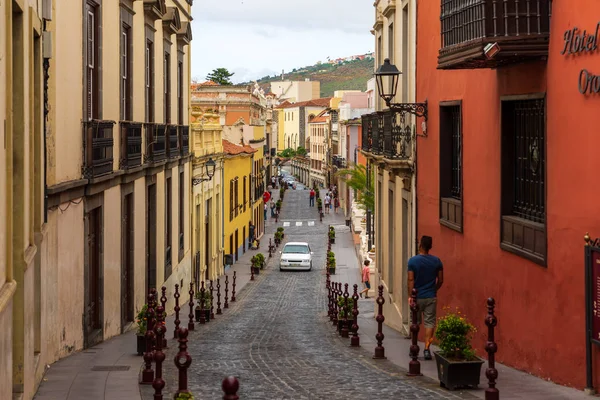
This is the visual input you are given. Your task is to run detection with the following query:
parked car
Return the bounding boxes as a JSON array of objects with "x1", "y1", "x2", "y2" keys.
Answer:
[{"x1": 279, "y1": 242, "x2": 313, "y2": 271}]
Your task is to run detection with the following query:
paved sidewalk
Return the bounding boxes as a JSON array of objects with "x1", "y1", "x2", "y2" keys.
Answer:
[{"x1": 328, "y1": 218, "x2": 594, "y2": 400}]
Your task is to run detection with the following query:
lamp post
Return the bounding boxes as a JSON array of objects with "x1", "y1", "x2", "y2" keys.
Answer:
[{"x1": 192, "y1": 157, "x2": 216, "y2": 186}]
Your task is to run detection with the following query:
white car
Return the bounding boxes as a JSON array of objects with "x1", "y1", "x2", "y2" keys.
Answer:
[{"x1": 279, "y1": 242, "x2": 313, "y2": 271}]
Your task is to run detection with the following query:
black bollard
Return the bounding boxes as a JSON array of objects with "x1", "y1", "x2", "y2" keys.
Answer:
[
  {"x1": 268, "y1": 238, "x2": 273, "y2": 258},
  {"x1": 485, "y1": 298, "x2": 499, "y2": 400},
  {"x1": 231, "y1": 271, "x2": 237, "y2": 302},
  {"x1": 160, "y1": 286, "x2": 168, "y2": 349},
  {"x1": 174, "y1": 328, "x2": 192, "y2": 398},
  {"x1": 173, "y1": 284, "x2": 181, "y2": 339},
  {"x1": 152, "y1": 305, "x2": 166, "y2": 399},
  {"x1": 373, "y1": 284, "x2": 386, "y2": 359},
  {"x1": 332, "y1": 283, "x2": 339, "y2": 327},
  {"x1": 341, "y1": 283, "x2": 350, "y2": 338},
  {"x1": 250, "y1": 264, "x2": 255, "y2": 281},
  {"x1": 326, "y1": 274, "x2": 332, "y2": 320},
  {"x1": 407, "y1": 288, "x2": 422, "y2": 376},
  {"x1": 216, "y1": 278, "x2": 222, "y2": 315},
  {"x1": 141, "y1": 292, "x2": 156, "y2": 384},
  {"x1": 350, "y1": 284, "x2": 360, "y2": 347},
  {"x1": 222, "y1": 376, "x2": 240, "y2": 400},
  {"x1": 188, "y1": 282, "x2": 195, "y2": 331},
  {"x1": 199, "y1": 281, "x2": 206, "y2": 324},
  {"x1": 209, "y1": 280, "x2": 215, "y2": 319},
  {"x1": 224, "y1": 275, "x2": 229, "y2": 309}
]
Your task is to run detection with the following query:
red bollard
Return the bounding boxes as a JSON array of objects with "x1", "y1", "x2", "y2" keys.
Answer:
[
  {"x1": 250, "y1": 264, "x2": 255, "y2": 281},
  {"x1": 326, "y1": 274, "x2": 332, "y2": 321},
  {"x1": 152, "y1": 305, "x2": 166, "y2": 399},
  {"x1": 373, "y1": 284, "x2": 387, "y2": 359},
  {"x1": 407, "y1": 288, "x2": 422, "y2": 376},
  {"x1": 141, "y1": 292, "x2": 156, "y2": 384},
  {"x1": 332, "y1": 283, "x2": 339, "y2": 327},
  {"x1": 485, "y1": 298, "x2": 499, "y2": 400},
  {"x1": 341, "y1": 283, "x2": 350, "y2": 338},
  {"x1": 160, "y1": 286, "x2": 168, "y2": 348},
  {"x1": 320, "y1": 211, "x2": 323, "y2": 222},
  {"x1": 173, "y1": 284, "x2": 181, "y2": 339},
  {"x1": 216, "y1": 278, "x2": 222, "y2": 315},
  {"x1": 224, "y1": 275, "x2": 229, "y2": 309},
  {"x1": 222, "y1": 376, "x2": 240, "y2": 400},
  {"x1": 231, "y1": 271, "x2": 237, "y2": 302},
  {"x1": 199, "y1": 281, "x2": 206, "y2": 324},
  {"x1": 268, "y1": 238, "x2": 273, "y2": 258},
  {"x1": 351, "y1": 284, "x2": 360, "y2": 347},
  {"x1": 174, "y1": 328, "x2": 192, "y2": 398},
  {"x1": 188, "y1": 282, "x2": 195, "y2": 331},
  {"x1": 209, "y1": 280, "x2": 215, "y2": 319}
]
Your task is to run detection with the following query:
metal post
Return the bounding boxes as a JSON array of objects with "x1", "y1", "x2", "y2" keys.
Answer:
[
  {"x1": 173, "y1": 328, "x2": 192, "y2": 397},
  {"x1": 152, "y1": 305, "x2": 166, "y2": 399},
  {"x1": 216, "y1": 278, "x2": 222, "y2": 315},
  {"x1": 373, "y1": 284, "x2": 386, "y2": 359},
  {"x1": 160, "y1": 286, "x2": 168, "y2": 348},
  {"x1": 222, "y1": 376, "x2": 240, "y2": 400},
  {"x1": 332, "y1": 282, "x2": 339, "y2": 327},
  {"x1": 341, "y1": 284, "x2": 350, "y2": 338},
  {"x1": 173, "y1": 284, "x2": 180, "y2": 339},
  {"x1": 351, "y1": 284, "x2": 360, "y2": 347},
  {"x1": 209, "y1": 280, "x2": 215, "y2": 319},
  {"x1": 199, "y1": 281, "x2": 206, "y2": 324},
  {"x1": 188, "y1": 282, "x2": 195, "y2": 331},
  {"x1": 231, "y1": 271, "x2": 237, "y2": 302},
  {"x1": 407, "y1": 288, "x2": 422, "y2": 376},
  {"x1": 224, "y1": 274, "x2": 229, "y2": 309},
  {"x1": 485, "y1": 298, "x2": 499, "y2": 400},
  {"x1": 141, "y1": 292, "x2": 156, "y2": 384}
]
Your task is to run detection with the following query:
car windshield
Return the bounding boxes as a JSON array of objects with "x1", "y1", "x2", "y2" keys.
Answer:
[{"x1": 283, "y1": 245, "x2": 309, "y2": 254}]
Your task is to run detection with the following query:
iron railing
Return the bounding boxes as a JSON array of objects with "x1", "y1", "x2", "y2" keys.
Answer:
[
  {"x1": 167, "y1": 125, "x2": 179, "y2": 159},
  {"x1": 119, "y1": 122, "x2": 143, "y2": 169},
  {"x1": 82, "y1": 120, "x2": 115, "y2": 178},
  {"x1": 361, "y1": 110, "x2": 413, "y2": 160}
]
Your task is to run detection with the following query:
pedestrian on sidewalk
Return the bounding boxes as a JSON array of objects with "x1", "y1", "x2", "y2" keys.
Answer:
[
  {"x1": 324, "y1": 193, "x2": 331, "y2": 214},
  {"x1": 270, "y1": 199, "x2": 276, "y2": 217},
  {"x1": 264, "y1": 203, "x2": 268, "y2": 221},
  {"x1": 359, "y1": 259, "x2": 371, "y2": 298},
  {"x1": 407, "y1": 235, "x2": 444, "y2": 361},
  {"x1": 334, "y1": 196, "x2": 340, "y2": 213},
  {"x1": 309, "y1": 188, "x2": 315, "y2": 207}
]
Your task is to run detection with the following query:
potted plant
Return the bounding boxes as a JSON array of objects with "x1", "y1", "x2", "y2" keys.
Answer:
[
  {"x1": 434, "y1": 310, "x2": 484, "y2": 390},
  {"x1": 194, "y1": 290, "x2": 212, "y2": 322},
  {"x1": 274, "y1": 231, "x2": 283, "y2": 245},
  {"x1": 254, "y1": 253, "x2": 266, "y2": 269},
  {"x1": 276, "y1": 199, "x2": 282, "y2": 212},
  {"x1": 174, "y1": 393, "x2": 194, "y2": 400},
  {"x1": 328, "y1": 227, "x2": 335, "y2": 244},
  {"x1": 277, "y1": 227, "x2": 285, "y2": 239},
  {"x1": 135, "y1": 305, "x2": 148, "y2": 355},
  {"x1": 327, "y1": 251, "x2": 336, "y2": 275},
  {"x1": 251, "y1": 254, "x2": 261, "y2": 275},
  {"x1": 337, "y1": 295, "x2": 354, "y2": 332},
  {"x1": 317, "y1": 198, "x2": 323, "y2": 211}
]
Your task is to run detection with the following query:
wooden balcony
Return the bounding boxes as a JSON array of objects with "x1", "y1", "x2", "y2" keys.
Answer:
[
  {"x1": 180, "y1": 125, "x2": 189, "y2": 156},
  {"x1": 119, "y1": 122, "x2": 143, "y2": 170},
  {"x1": 438, "y1": 0, "x2": 551, "y2": 69},
  {"x1": 82, "y1": 120, "x2": 115, "y2": 178},
  {"x1": 167, "y1": 125, "x2": 179, "y2": 159},
  {"x1": 144, "y1": 123, "x2": 167, "y2": 163}
]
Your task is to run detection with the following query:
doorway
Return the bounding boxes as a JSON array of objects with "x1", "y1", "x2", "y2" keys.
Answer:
[
  {"x1": 147, "y1": 183, "x2": 157, "y2": 295},
  {"x1": 121, "y1": 193, "x2": 134, "y2": 332},
  {"x1": 84, "y1": 206, "x2": 103, "y2": 348},
  {"x1": 229, "y1": 234, "x2": 233, "y2": 263},
  {"x1": 243, "y1": 226, "x2": 246, "y2": 253},
  {"x1": 235, "y1": 229, "x2": 239, "y2": 261}
]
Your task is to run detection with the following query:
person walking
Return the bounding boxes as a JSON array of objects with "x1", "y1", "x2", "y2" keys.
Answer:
[
  {"x1": 359, "y1": 260, "x2": 371, "y2": 298},
  {"x1": 324, "y1": 193, "x2": 331, "y2": 214},
  {"x1": 270, "y1": 199, "x2": 276, "y2": 217},
  {"x1": 407, "y1": 235, "x2": 444, "y2": 361},
  {"x1": 309, "y1": 188, "x2": 315, "y2": 207},
  {"x1": 334, "y1": 196, "x2": 340, "y2": 213}
]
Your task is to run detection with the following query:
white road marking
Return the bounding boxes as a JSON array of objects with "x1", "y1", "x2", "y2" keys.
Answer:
[
  {"x1": 307, "y1": 221, "x2": 315, "y2": 226},
  {"x1": 296, "y1": 221, "x2": 303, "y2": 226},
  {"x1": 283, "y1": 222, "x2": 290, "y2": 227}
]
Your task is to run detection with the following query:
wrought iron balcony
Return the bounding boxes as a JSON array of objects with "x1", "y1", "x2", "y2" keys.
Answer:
[
  {"x1": 180, "y1": 125, "x2": 189, "y2": 156},
  {"x1": 119, "y1": 122, "x2": 143, "y2": 170},
  {"x1": 82, "y1": 120, "x2": 115, "y2": 178},
  {"x1": 144, "y1": 123, "x2": 167, "y2": 163},
  {"x1": 361, "y1": 110, "x2": 412, "y2": 160},
  {"x1": 167, "y1": 125, "x2": 180, "y2": 159},
  {"x1": 438, "y1": 0, "x2": 551, "y2": 69}
]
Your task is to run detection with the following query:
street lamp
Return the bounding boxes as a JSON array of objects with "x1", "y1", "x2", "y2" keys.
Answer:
[
  {"x1": 192, "y1": 157, "x2": 216, "y2": 185},
  {"x1": 374, "y1": 58, "x2": 428, "y2": 120}
]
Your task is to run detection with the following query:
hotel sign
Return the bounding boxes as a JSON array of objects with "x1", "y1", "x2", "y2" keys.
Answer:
[{"x1": 561, "y1": 23, "x2": 600, "y2": 95}]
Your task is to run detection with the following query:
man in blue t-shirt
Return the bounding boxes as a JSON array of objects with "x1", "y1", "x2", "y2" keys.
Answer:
[{"x1": 408, "y1": 235, "x2": 444, "y2": 360}]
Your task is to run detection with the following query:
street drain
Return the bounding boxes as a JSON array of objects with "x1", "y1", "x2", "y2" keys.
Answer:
[{"x1": 91, "y1": 366, "x2": 130, "y2": 372}]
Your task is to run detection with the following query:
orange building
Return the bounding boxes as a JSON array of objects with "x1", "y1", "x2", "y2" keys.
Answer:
[{"x1": 416, "y1": 0, "x2": 600, "y2": 390}]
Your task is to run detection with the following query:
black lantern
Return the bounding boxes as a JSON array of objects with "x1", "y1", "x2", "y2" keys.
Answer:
[
  {"x1": 192, "y1": 157, "x2": 216, "y2": 185},
  {"x1": 374, "y1": 58, "x2": 401, "y2": 107}
]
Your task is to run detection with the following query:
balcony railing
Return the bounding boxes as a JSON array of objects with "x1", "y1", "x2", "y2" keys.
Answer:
[
  {"x1": 82, "y1": 120, "x2": 115, "y2": 178},
  {"x1": 438, "y1": 0, "x2": 551, "y2": 69},
  {"x1": 119, "y1": 122, "x2": 143, "y2": 170},
  {"x1": 361, "y1": 110, "x2": 412, "y2": 160},
  {"x1": 180, "y1": 125, "x2": 189, "y2": 156},
  {"x1": 167, "y1": 125, "x2": 179, "y2": 159}
]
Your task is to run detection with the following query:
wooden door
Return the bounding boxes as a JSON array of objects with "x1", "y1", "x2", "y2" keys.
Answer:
[
  {"x1": 147, "y1": 184, "x2": 157, "y2": 295},
  {"x1": 235, "y1": 229, "x2": 239, "y2": 261},
  {"x1": 229, "y1": 234, "x2": 233, "y2": 261},
  {"x1": 84, "y1": 207, "x2": 103, "y2": 348},
  {"x1": 243, "y1": 226, "x2": 246, "y2": 253},
  {"x1": 121, "y1": 193, "x2": 134, "y2": 331}
]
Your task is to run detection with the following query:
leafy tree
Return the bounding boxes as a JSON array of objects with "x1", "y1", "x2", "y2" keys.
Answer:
[
  {"x1": 296, "y1": 146, "x2": 307, "y2": 156},
  {"x1": 206, "y1": 68, "x2": 234, "y2": 85},
  {"x1": 335, "y1": 163, "x2": 374, "y2": 211},
  {"x1": 277, "y1": 148, "x2": 296, "y2": 158}
]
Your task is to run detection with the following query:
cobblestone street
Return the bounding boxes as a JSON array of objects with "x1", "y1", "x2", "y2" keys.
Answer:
[{"x1": 145, "y1": 188, "x2": 476, "y2": 399}]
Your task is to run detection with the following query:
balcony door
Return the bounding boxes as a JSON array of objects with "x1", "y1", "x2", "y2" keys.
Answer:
[
  {"x1": 121, "y1": 192, "x2": 134, "y2": 332},
  {"x1": 146, "y1": 183, "x2": 157, "y2": 294}
]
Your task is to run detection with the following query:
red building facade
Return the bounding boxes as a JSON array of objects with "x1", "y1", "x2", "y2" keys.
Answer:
[{"x1": 416, "y1": 0, "x2": 600, "y2": 389}]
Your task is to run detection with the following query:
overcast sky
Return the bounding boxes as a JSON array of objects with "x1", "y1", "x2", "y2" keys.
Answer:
[{"x1": 189, "y1": 0, "x2": 374, "y2": 84}]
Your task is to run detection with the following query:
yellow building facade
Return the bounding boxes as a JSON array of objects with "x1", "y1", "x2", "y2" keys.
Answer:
[
  {"x1": 1, "y1": 1, "x2": 46, "y2": 398},
  {"x1": 190, "y1": 110, "x2": 224, "y2": 282},
  {"x1": 222, "y1": 140, "x2": 256, "y2": 263}
]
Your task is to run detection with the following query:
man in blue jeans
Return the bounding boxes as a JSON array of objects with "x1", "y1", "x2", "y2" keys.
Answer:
[{"x1": 408, "y1": 235, "x2": 444, "y2": 360}]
